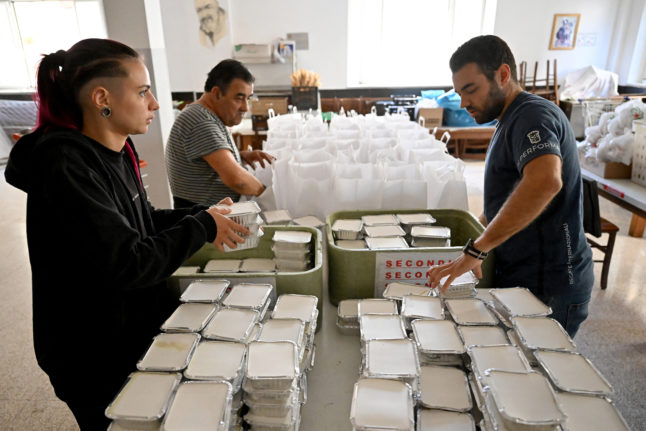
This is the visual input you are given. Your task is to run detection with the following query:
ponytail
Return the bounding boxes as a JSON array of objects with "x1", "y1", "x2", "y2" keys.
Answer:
[{"x1": 36, "y1": 50, "x2": 79, "y2": 130}]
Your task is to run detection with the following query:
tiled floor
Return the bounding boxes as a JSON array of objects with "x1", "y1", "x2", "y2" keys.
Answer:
[{"x1": 1, "y1": 160, "x2": 645, "y2": 430}]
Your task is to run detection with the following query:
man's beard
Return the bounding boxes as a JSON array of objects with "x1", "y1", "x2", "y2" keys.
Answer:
[{"x1": 475, "y1": 83, "x2": 506, "y2": 124}]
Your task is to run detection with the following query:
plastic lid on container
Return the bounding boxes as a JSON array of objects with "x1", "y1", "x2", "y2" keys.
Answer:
[
  {"x1": 105, "y1": 371, "x2": 181, "y2": 421},
  {"x1": 292, "y1": 215, "x2": 324, "y2": 228},
  {"x1": 417, "y1": 409, "x2": 475, "y2": 431},
  {"x1": 350, "y1": 378, "x2": 414, "y2": 430},
  {"x1": 271, "y1": 294, "x2": 318, "y2": 323},
  {"x1": 484, "y1": 370, "x2": 565, "y2": 426},
  {"x1": 411, "y1": 319, "x2": 465, "y2": 354},
  {"x1": 411, "y1": 225, "x2": 451, "y2": 238},
  {"x1": 396, "y1": 213, "x2": 436, "y2": 225},
  {"x1": 467, "y1": 345, "x2": 531, "y2": 378},
  {"x1": 458, "y1": 326, "x2": 509, "y2": 348},
  {"x1": 489, "y1": 287, "x2": 552, "y2": 317},
  {"x1": 357, "y1": 298, "x2": 398, "y2": 316},
  {"x1": 137, "y1": 333, "x2": 200, "y2": 372},
  {"x1": 360, "y1": 314, "x2": 407, "y2": 341},
  {"x1": 257, "y1": 318, "x2": 305, "y2": 347},
  {"x1": 556, "y1": 392, "x2": 630, "y2": 431},
  {"x1": 511, "y1": 316, "x2": 576, "y2": 351},
  {"x1": 184, "y1": 340, "x2": 246, "y2": 381},
  {"x1": 400, "y1": 295, "x2": 444, "y2": 320},
  {"x1": 161, "y1": 303, "x2": 217, "y2": 332},
  {"x1": 364, "y1": 339, "x2": 419, "y2": 379},
  {"x1": 239, "y1": 258, "x2": 276, "y2": 273},
  {"x1": 363, "y1": 225, "x2": 406, "y2": 238},
  {"x1": 419, "y1": 365, "x2": 472, "y2": 412},
  {"x1": 383, "y1": 282, "x2": 433, "y2": 301},
  {"x1": 214, "y1": 201, "x2": 260, "y2": 216},
  {"x1": 173, "y1": 266, "x2": 200, "y2": 276},
  {"x1": 361, "y1": 214, "x2": 399, "y2": 226},
  {"x1": 203, "y1": 259, "x2": 242, "y2": 273},
  {"x1": 161, "y1": 381, "x2": 232, "y2": 431},
  {"x1": 445, "y1": 299, "x2": 498, "y2": 326},
  {"x1": 338, "y1": 299, "x2": 360, "y2": 319},
  {"x1": 534, "y1": 350, "x2": 613, "y2": 396},
  {"x1": 180, "y1": 279, "x2": 230, "y2": 303},
  {"x1": 365, "y1": 236, "x2": 409, "y2": 250},
  {"x1": 222, "y1": 283, "x2": 273, "y2": 310},
  {"x1": 202, "y1": 308, "x2": 259, "y2": 342},
  {"x1": 272, "y1": 230, "x2": 312, "y2": 244},
  {"x1": 263, "y1": 209, "x2": 292, "y2": 224},
  {"x1": 335, "y1": 239, "x2": 366, "y2": 249},
  {"x1": 331, "y1": 219, "x2": 362, "y2": 232},
  {"x1": 246, "y1": 341, "x2": 299, "y2": 380}
]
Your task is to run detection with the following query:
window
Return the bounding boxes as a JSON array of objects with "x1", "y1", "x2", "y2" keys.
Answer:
[
  {"x1": 0, "y1": 0, "x2": 107, "y2": 90},
  {"x1": 347, "y1": 0, "x2": 497, "y2": 87}
]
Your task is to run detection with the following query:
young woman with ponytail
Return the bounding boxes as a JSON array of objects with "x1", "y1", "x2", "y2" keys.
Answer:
[{"x1": 5, "y1": 38, "x2": 248, "y2": 429}]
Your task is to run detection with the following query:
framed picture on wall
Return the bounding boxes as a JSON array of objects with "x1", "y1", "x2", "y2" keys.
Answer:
[{"x1": 549, "y1": 13, "x2": 580, "y2": 50}]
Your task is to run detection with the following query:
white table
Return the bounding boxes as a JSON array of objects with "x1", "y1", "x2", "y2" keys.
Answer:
[{"x1": 581, "y1": 168, "x2": 646, "y2": 237}]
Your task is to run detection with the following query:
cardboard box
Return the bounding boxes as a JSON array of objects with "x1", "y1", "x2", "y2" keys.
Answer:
[
  {"x1": 581, "y1": 158, "x2": 632, "y2": 179},
  {"x1": 250, "y1": 97, "x2": 288, "y2": 116},
  {"x1": 417, "y1": 108, "x2": 444, "y2": 128}
]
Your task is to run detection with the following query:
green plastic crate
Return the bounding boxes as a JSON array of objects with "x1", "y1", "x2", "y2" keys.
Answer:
[
  {"x1": 169, "y1": 226, "x2": 324, "y2": 326},
  {"x1": 326, "y1": 209, "x2": 495, "y2": 305}
]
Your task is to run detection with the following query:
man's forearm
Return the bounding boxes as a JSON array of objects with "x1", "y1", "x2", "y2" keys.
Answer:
[{"x1": 224, "y1": 172, "x2": 265, "y2": 196}]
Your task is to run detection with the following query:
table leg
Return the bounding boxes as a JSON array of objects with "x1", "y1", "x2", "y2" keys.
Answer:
[{"x1": 628, "y1": 214, "x2": 646, "y2": 237}]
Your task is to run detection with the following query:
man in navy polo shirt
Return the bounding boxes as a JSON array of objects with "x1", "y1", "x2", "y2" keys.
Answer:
[{"x1": 428, "y1": 35, "x2": 593, "y2": 337}]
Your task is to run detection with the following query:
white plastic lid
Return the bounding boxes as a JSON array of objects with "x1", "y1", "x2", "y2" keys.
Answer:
[
  {"x1": 335, "y1": 239, "x2": 366, "y2": 249},
  {"x1": 272, "y1": 230, "x2": 312, "y2": 244},
  {"x1": 419, "y1": 365, "x2": 472, "y2": 412},
  {"x1": 534, "y1": 350, "x2": 613, "y2": 395},
  {"x1": 489, "y1": 287, "x2": 552, "y2": 317},
  {"x1": 214, "y1": 201, "x2": 260, "y2": 216},
  {"x1": 396, "y1": 213, "x2": 436, "y2": 225},
  {"x1": 202, "y1": 308, "x2": 259, "y2": 341},
  {"x1": 411, "y1": 225, "x2": 451, "y2": 238},
  {"x1": 222, "y1": 284, "x2": 272, "y2": 309},
  {"x1": 161, "y1": 303, "x2": 217, "y2": 332},
  {"x1": 467, "y1": 345, "x2": 531, "y2": 377},
  {"x1": 137, "y1": 333, "x2": 200, "y2": 372},
  {"x1": 512, "y1": 316, "x2": 576, "y2": 351},
  {"x1": 556, "y1": 392, "x2": 630, "y2": 431},
  {"x1": 445, "y1": 299, "x2": 498, "y2": 326},
  {"x1": 161, "y1": 381, "x2": 232, "y2": 431},
  {"x1": 383, "y1": 282, "x2": 433, "y2": 300},
  {"x1": 263, "y1": 209, "x2": 292, "y2": 224},
  {"x1": 357, "y1": 298, "x2": 398, "y2": 316},
  {"x1": 365, "y1": 339, "x2": 419, "y2": 378},
  {"x1": 363, "y1": 225, "x2": 406, "y2": 238},
  {"x1": 365, "y1": 236, "x2": 409, "y2": 250},
  {"x1": 361, "y1": 214, "x2": 399, "y2": 226},
  {"x1": 239, "y1": 258, "x2": 276, "y2": 273},
  {"x1": 246, "y1": 341, "x2": 298, "y2": 379},
  {"x1": 332, "y1": 219, "x2": 363, "y2": 232},
  {"x1": 271, "y1": 294, "x2": 318, "y2": 323},
  {"x1": 401, "y1": 295, "x2": 443, "y2": 320},
  {"x1": 411, "y1": 319, "x2": 465, "y2": 354},
  {"x1": 350, "y1": 378, "x2": 413, "y2": 430},
  {"x1": 106, "y1": 372, "x2": 181, "y2": 421},
  {"x1": 417, "y1": 409, "x2": 475, "y2": 431},
  {"x1": 360, "y1": 314, "x2": 407, "y2": 341},
  {"x1": 184, "y1": 340, "x2": 246, "y2": 381},
  {"x1": 203, "y1": 260, "x2": 242, "y2": 273},
  {"x1": 292, "y1": 215, "x2": 324, "y2": 227},
  {"x1": 458, "y1": 325, "x2": 509, "y2": 347},
  {"x1": 180, "y1": 279, "x2": 229, "y2": 302},
  {"x1": 484, "y1": 370, "x2": 565, "y2": 425}
]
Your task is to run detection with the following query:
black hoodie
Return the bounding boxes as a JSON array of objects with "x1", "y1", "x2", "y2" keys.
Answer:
[{"x1": 5, "y1": 128, "x2": 216, "y2": 402}]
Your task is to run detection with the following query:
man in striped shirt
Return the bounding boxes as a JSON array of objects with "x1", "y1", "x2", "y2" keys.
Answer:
[{"x1": 165, "y1": 60, "x2": 274, "y2": 208}]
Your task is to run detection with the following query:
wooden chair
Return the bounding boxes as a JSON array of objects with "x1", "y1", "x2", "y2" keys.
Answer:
[
  {"x1": 520, "y1": 59, "x2": 559, "y2": 104},
  {"x1": 582, "y1": 178, "x2": 619, "y2": 290}
]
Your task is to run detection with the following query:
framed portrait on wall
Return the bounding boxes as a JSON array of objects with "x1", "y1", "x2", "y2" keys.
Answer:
[{"x1": 549, "y1": 13, "x2": 580, "y2": 50}]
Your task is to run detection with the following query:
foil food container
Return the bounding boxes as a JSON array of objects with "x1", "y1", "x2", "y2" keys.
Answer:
[
  {"x1": 556, "y1": 392, "x2": 630, "y2": 431},
  {"x1": 160, "y1": 381, "x2": 232, "y2": 431},
  {"x1": 180, "y1": 279, "x2": 230, "y2": 303},
  {"x1": 161, "y1": 303, "x2": 217, "y2": 333},
  {"x1": 361, "y1": 214, "x2": 399, "y2": 226},
  {"x1": 137, "y1": 333, "x2": 200, "y2": 372},
  {"x1": 489, "y1": 287, "x2": 552, "y2": 318},
  {"x1": 534, "y1": 350, "x2": 613, "y2": 396},
  {"x1": 445, "y1": 298, "x2": 498, "y2": 326},
  {"x1": 419, "y1": 365, "x2": 472, "y2": 412},
  {"x1": 383, "y1": 282, "x2": 433, "y2": 301},
  {"x1": 331, "y1": 219, "x2": 363, "y2": 240},
  {"x1": 349, "y1": 378, "x2": 414, "y2": 431}
]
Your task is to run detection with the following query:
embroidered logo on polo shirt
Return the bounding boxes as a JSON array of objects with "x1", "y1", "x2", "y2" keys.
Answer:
[{"x1": 527, "y1": 130, "x2": 541, "y2": 144}]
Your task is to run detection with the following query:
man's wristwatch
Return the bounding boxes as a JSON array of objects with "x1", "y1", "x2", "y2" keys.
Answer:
[{"x1": 463, "y1": 238, "x2": 488, "y2": 260}]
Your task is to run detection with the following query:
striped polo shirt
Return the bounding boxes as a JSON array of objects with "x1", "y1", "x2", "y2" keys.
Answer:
[{"x1": 165, "y1": 104, "x2": 242, "y2": 205}]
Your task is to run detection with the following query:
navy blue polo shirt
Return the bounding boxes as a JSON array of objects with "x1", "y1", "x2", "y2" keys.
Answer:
[{"x1": 484, "y1": 92, "x2": 593, "y2": 293}]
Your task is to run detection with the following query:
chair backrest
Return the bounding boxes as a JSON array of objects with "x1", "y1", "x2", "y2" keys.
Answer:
[{"x1": 582, "y1": 177, "x2": 602, "y2": 237}]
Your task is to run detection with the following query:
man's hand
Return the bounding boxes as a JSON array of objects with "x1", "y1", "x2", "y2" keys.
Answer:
[
  {"x1": 240, "y1": 150, "x2": 275, "y2": 169},
  {"x1": 206, "y1": 206, "x2": 250, "y2": 251},
  {"x1": 427, "y1": 253, "x2": 483, "y2": 292}
]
